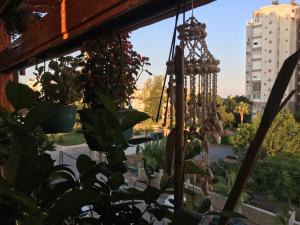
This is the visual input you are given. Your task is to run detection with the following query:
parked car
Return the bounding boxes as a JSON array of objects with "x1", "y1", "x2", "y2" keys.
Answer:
[{"x1": 148, "y1": 131, "x2": 163, "y2": 140}]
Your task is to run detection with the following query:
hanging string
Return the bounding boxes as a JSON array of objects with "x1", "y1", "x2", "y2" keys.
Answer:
[
  {"x1": 155, "y1": 0, "x2": 183, "y2": 122},
  {"x1": 192, "y1": 0, "x2": 195, "y2": 17}
]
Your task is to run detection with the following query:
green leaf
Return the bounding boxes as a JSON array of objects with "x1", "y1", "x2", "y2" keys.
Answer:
[
  {"x1": 172, "y1": 208, "x2": 202, "y2": 225},
  {"x1": 0, "y1": 180, "x2": 41, "y2": 217},
  {"x1": 24, "y1": 103, "x2": 57, "y2": 130},
  {"x1": 184, "y1": 160, "x2": 207, "y2": 176},
  {"x1": 144, "y1": 186, "x2": 161, "y2": 204},
  {"x1": 119, "y1": 110, "x2": 150, "y2": 131},
  {"x1": 148, "y1": 206, "x2": 173, "y2": 221},
  {"x1": 47, "y1": 189, "x2": 103, "y2": 225},
  {"x1": 5, "y1": 81, "x2": 38, "y2": 110},
  {"x1": 94, "y1": 91, "x2": 117, "y2": 116},
  {"x1": 76, "y1": 155, "x2": 95, "y2": 174},
  {"x1": 128, "y1": 137, "x2": 153, "y2": 145},
  {"x1": 198, "y1": 198, "x2": 211, "y2": 214},
  {"x1": 4, "y1": 133, "x2": 38, "y2": 192},
  {"x1": 110, "y1": 172, "x2": 124, "y2": 189},
  {"x1": 110, "y1": 150, "x2": 126, "y2": 165},
  {"x1": 160, "y1": 175, "x2": 174, "y2": 191}
]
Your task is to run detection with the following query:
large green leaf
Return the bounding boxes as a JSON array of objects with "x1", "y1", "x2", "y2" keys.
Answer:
[
  {"x1": 128, "y1": 137, "x2": 153, "y2": 145},
  {"x1": 47, "y1": 189, "x2": 103, "y2": 225},
  {"x1": 184, "y1": 160, "x2": 207, "y2": 176},
  {"x1": 198, "y1": 198, "x2": 211, "y2": 214},
  {"x1": 110, "y1": 172, "x2": 124, "y2": 189},
  {"x1": 148, "y1": 206, "x2": 173, "y2": 222},
  {"x1": 119, "y1": 110, "x2": 150, "y2": 131},
  {"x1": 144, "y1": 186, "x2": 161, "y2": 204},
  {"x1": 76, "y1": 155, "x2": 95, "y2": 174},
  {"x1": 24, "y1": 103, "x2": 57, "y2": 131},
  {"x1": 5, "y1": 81, "x2": 38, "y2": 110},
  {"x1": 4, "y1": 133, "x2": 38, "y2": 192},
  {"x1": 94, "y1": 91, "x2": 117, "y2": 116}
]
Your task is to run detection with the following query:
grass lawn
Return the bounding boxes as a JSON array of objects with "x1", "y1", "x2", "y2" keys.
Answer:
[{"x1": 50, "y1": 132, "x2": 86, "y2": 146}]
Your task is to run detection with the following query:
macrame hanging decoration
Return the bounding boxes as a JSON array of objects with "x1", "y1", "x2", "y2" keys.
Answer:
[{"x1": 165, "y1": 16, "x2": 223, "y2": 195}]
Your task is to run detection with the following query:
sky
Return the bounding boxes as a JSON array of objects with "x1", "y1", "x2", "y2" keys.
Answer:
[
  {"x1": 23, "y1": 0, "x2": 295, "y2": 97},
  {"x1": 130, "y1": 0, "x2": 295, "y2": 97}
]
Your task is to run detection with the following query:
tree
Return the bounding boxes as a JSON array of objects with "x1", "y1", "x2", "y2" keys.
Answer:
[
  {"x1": 142, "y1": 75, "x2": 165, "y2": 119},
  {"x1": 232, "y1": 111, "x2": 300, "y2": 157},
  {"x1": 234, "y1": 101, "x2": 249, "y2": 124}
]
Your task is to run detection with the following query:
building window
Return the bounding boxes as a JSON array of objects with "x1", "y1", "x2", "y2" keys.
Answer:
[
  {"x1": 255, "y1": 16, "x2": 260, "y2": 23},
  {"x1": 269, "y1": 40, "x2": 272, "y2": 44},
  {"x1": 253, "y1": 93, "x2": 261, "y2": 99},
  {"x1": 286, "y1": 28, "x2": 288, "y2": 31},
  {"x1": 268, "y1": 59, "x2": 272, "y2": 63},
  {"x1": 268, "y1": 50, "x2": 272, "y2": 53},
  {"x1": 268, "y1": 78, "x2": 272, "y2": 82},
  {"x1": 286, "y1": 40, "x2": 288, "y2": 42},
  {"x1": 269, "y1": 31, "x2": 272, "y2": 34},
  {"x1": 268, "y1": 69, "x2": 272, "y2": 72},
  {"x1": 269, "y1": 21, "x2": 273, "y2": 25}
]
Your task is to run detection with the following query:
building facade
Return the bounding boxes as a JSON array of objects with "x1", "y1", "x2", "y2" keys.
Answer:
[{"x1": 246, "y1": 0, "x2": 300, "y2": 114}]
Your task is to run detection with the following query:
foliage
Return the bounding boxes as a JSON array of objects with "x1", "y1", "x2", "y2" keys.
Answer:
[
  {"x1": 217, "y1": 96, "x2": 252, "y2": 129},
  {"x1": 0, "y1": 8, "x2": 42, "y2": 38},
  {"x1": 34, "y1": 56, "x2": 83, "y2": 105},
  {"x1": 273, "y1": 213, "x2": 289, "y2": 225},
  {"x1": 0, "y1": 82, "x2": 54, "y2": 164},
  {"x1": 249, "y1": 153, "x2": 300, "y2": 206},
  {"x1": 142, "y1": 75, "x2": 165, "y2": 119},
  {"x1": 143, "y1": 138, "x2": 167, "y2": 171},
  {"x1": 232, "y1": 111, "x2": 300, "y2": 157},
  {"x1": 294, "y1": 109, "x2": 300, "y2": 122},
  {"x1": 80, "y1": 32, "x2": 151, "y2": 109},
  {"x1": 234, "y1": 101, "x2": 249, "y2": 124}
]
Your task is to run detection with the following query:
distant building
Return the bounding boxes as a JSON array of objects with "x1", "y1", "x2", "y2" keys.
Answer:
[{"x1": 246, "y1": 0, "x2": 300, "y2": 114}]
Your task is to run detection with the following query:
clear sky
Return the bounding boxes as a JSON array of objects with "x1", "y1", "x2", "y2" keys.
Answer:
[
  {"x1": 23, "y1": 0, "x2": 295, "y2": 97},
  {"x1": 130, "y1": 0, "x2": 295, "y2": 97}
]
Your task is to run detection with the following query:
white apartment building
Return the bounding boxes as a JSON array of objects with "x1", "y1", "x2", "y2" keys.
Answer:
[{"x1": 246, "y1": 0, "x2": 300, "y2": 114}]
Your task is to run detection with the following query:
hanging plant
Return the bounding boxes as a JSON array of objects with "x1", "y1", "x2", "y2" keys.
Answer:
[
  {"x1": 80, "y1": 32, "x2": 151, "y2": 109},
  {"x1": 0, "y1": 10, "x2": 41, "y2": 38}
]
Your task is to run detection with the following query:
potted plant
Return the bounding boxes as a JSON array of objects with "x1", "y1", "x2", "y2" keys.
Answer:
[
  {"x1": 34, "y1": 56, "x2": 83, "y2": 133},
  {"x1": 79, "y1": 32, "x2": 151, "y2": 150}
]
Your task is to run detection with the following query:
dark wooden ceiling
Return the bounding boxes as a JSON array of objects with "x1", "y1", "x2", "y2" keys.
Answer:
[{"x1": 0, "y1": 0, "x2": 214, "y2": 73}]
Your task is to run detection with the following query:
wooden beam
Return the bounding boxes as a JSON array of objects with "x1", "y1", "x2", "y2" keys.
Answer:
[
  {"x1": 174, "y1": 45, "x2": 185, "y2": 211},
  {"x1": 0, "y1": 24, "x2": 14, "y2": 111},
  {"x1": 0, "y1": 0, "x2": 214, "y2": 73}
]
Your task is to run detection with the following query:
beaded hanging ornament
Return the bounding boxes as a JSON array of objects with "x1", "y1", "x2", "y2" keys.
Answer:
[{"x1": 165, "y1": 16, "x2": 223, "y2": 194}]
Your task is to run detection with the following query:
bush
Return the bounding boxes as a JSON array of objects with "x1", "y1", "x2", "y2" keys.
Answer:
[
  {"x1": 142, "y1": 138, "x2": 166, "y2": 171},
  {"x1": 250, "y1": 153, "x2": 300, "y2": 206}
]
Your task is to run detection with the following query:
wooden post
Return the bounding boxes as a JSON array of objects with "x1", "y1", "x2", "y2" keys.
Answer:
[
  {"x1": 174, "y1": 45, "x2": 185, "y2": 211},
  {"x1": 0, "y1": 24, "x2": 15, "y2": 111}
]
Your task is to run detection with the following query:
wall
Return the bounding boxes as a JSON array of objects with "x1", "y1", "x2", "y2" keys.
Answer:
[
  {"x1": 188, "y1": 184, "x2": 299, "y2": 225},
  {"x1": 0, "y1": 25, "x2": 14, "y2": 111}
]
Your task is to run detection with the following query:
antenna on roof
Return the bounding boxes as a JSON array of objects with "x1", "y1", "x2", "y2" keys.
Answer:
[
  {"x1": 291, "y1": 0, "x2": 297, "y2": 5},
  {"x1": 272, "y1": 0, "x2": 279, "y2": 5}
]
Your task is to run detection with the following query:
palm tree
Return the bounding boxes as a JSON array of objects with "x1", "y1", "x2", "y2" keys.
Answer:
[{"x1": 234, "y1": 101, "x2": 249, "y2": 124}]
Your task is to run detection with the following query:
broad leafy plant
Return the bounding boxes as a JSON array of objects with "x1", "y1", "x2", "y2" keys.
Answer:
[{"x1": 34, "y1": 56, "x2": 83, "y2": 105}]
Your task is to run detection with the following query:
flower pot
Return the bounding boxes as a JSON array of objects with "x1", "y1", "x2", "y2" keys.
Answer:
[
  {"x1": 42, "y1": 104, "x2": 77, "y2": 134},
  {"x1": 79, "y1": 109, "x2": 133, "y2": 151}
]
